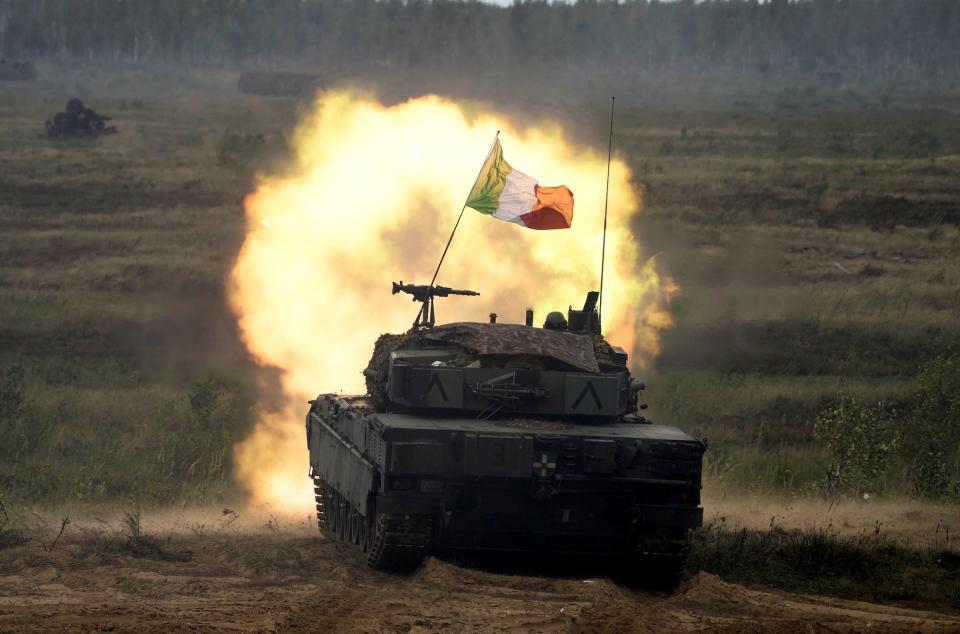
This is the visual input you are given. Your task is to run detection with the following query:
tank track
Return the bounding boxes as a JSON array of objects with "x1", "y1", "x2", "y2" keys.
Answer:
[
  {"x1": 312, "y1": 476, "x2": 327, "y2": 531},
  {"x1": 619, "y1": 529, "x2": 690, "y2": 587},
  {"x1": 313, "y1": 476, "x2": 432, "y2": 570},
  {"x1": 366, "y1": 513, "x2": 433, "y2": 571},
  {"x1": 634, "y1": 529, "x2": 690, "y2": 559}
]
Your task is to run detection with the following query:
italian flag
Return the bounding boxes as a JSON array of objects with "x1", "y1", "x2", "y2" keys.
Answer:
[{"x1": 466, "y1": 139, "x2": 574, "y2": 230}]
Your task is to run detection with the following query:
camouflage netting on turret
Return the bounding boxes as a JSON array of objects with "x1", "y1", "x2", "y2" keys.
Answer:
[
  {"x1": 363, "y1": 330, "x2": 478, "y2": 409},
  {"x1": 364, "y1": 323, "x2": 604, "y2": 410},
  {"x1": 424, "y1": 323, "x2": 600, "y2": 373},
  {"x1": 364, "y1": 331, "x2": 415, "y2": 408}
]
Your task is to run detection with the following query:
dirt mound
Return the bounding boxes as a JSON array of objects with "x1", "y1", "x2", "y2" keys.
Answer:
[{"x1": 1, "y1": 520, "x2": 958, "y2": 633}]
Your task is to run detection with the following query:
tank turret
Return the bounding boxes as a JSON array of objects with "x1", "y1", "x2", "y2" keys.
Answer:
[{"x1": 366, "y1": 286, "x2": 642, "y2": 421}]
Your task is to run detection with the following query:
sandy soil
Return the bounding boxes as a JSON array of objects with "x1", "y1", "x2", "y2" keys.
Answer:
[
  {"x1": 700, "y1": 494, "x2": 960, "y2": 544},
  {"x1": 1, "y1": 505, "x2": 958, "y2": 633}
]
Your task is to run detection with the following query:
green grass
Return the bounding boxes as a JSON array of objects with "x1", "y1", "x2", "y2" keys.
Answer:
[
  {"x1": 0, "y1": 70, "x2": 285, "y2": 507},
  {"x1": 2, "y1": 369, "x2": 254, "y2": 504},
  {"x1": 689, "y1": 520, "x2": 960, "y2": 610},
  {"x1": 1, "y1": 65, "x2": 960, "y2": 508}
]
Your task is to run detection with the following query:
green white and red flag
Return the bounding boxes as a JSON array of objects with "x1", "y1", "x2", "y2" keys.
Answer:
[{"x1": 466, "y1": 139, "x2": 574, "y2": 230}]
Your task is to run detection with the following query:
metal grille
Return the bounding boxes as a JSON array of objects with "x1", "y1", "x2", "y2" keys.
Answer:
[
  {"x1": 366, "y1": 427, "x2": 386, "y2": 465},
  {"x1": 559, "y1": 440, "x2": 581, "y2": 472}
]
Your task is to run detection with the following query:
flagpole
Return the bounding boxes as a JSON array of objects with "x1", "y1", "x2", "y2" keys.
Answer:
[
  {"x1": 428, "y1": 130, "x2": 501, "y2": 288},
  {"x1": 598, "y1": 97, "x2": 615, "y2": 331}
]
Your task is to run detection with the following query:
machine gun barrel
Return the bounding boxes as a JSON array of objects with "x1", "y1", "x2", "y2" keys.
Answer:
[
  {"x1": 435, "y1": 285, "x2": 480, "y2": 297},
  {"x1": 393, "y1": 281, "x2": 479, "y2": 329},
  {"x1": 392, "y1": 281, "x2": 479, "y2": 302}
]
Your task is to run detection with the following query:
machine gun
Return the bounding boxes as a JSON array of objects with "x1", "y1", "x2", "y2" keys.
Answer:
[{"x1": 393, "y1": 281, "x2": 479, "y2": 329}]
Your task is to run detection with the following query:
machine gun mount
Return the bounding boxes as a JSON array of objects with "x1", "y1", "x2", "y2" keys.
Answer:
[{"x1": 392, "y1": 281, "x2": 479, "y2": 329}]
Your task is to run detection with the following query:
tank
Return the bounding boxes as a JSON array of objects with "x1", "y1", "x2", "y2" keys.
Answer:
[
  {"x1": 45, "y1": 99, "x2": 117, "y2": 138},
  {"x1": 306, "y1": 282, "x2": 705, "y2": 580}
]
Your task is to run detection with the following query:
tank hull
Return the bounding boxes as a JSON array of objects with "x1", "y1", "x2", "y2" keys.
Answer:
[{"x1": 307, "y1": 394, "x2": 704, "y2": 568}]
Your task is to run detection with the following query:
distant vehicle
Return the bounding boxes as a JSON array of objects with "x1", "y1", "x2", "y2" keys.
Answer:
[
  {"x1": 0, "y1": 59, "x2": 37, "y2": 81},
  {"x1": 237, "y1": 72, "x2": 324, "y2": 96},
  {"x1": 307, "y1": 282, "x2": 705, "y2": 582},
  {"x1": 45, "y1": 99, "x2": 117, "y2": 138}
]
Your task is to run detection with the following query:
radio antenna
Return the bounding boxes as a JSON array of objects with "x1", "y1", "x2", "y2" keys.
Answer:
[{"x1": 598, "y1": 96, "x2": 615, "y2": 330}]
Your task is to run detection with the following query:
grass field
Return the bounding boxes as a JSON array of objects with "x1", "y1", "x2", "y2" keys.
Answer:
[
  {"x1": 1, "y1": 64, "x2": 959, "y2": 511},
  {"x1": 0, "y1": 68, "x2": 284, "y2": 505},
  {"x1": 628, "y1": 104, "x2": 960, "y2": 499}
]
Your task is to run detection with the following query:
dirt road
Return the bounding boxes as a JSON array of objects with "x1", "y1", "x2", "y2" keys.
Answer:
[{"x1": 1, "y1": 509, "x2": 958, "y2": 633}]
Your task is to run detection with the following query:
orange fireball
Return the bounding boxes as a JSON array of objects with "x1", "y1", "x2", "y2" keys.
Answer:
[{"x1": 228, "y1": 90, "x2": 675, "y2": 511}]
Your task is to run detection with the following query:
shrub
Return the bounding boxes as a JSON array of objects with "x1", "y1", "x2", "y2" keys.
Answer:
[
  {"x1": 775, "y1": 128, "x2": 793, "y2": 153},
  {"x1": 826, "y1": 130, "x2": 854, "y2": 155},
  {"x1": 806, "y1": 179, "x2": 829, "y2": 208},
  {"x1": 689, "y1": 521, "x2": 958, "y2": 607},
  {"x1": 189, "y1": 376, "x2": 222, "y2": 430},
  {"x1": 0, "y1": 497, "x2": 26, "y2": 550},
  {"x1": 0, "y1": 364, "x2": 26, "y2": 461},
  {"x1": 815, "y1": 396, "x2": 900, "y2": 499},
  {"x1": 903, "y1": 356, "x2": 960, "y2": 498},
  {"x1": 0, "y1": 364, "x2": 25, "y2": 425},
  {"x1": 816, "y1": 355, "x2": 960, "y2": 500},
  {"x1": 907, "y1": 127, "x2": 942, "y2": 164}
]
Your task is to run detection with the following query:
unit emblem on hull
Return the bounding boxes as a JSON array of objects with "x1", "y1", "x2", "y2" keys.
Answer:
[{"x1": 532, "y1": 452, "x2": 558, "y2": 478}]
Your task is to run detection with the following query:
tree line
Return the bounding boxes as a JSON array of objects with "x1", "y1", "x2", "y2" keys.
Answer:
[{"x1": 0, "y1": 0, "x2": 958, "y2": 78}]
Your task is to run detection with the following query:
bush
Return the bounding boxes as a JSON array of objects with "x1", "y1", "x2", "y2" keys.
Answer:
[
  {"x1": 903, "y1": 356, "x2": 960, "y2": 498},
  {"x1": 0, "y1": 363, "x2": 25, "y2": 424},
  {"x1": 775, "y1": 127, "x2": 793, "y2": 153},
  {"x1": 815, "y1": 396, "x2": 900, "y2": 499},
  {"x1": 0, "y1": 498, "x2": 26, "y2": 550},
  {"x1": 189, "y1": 376, "x2": 222, "y2": 430},
  {"x1": 689, "y1": 520, "x2": 959, "y2": 607},
  {"x1": 0, "y1": 364, "x2": 26, "y2": 461},
  {"x1": 907, "y1": 127, "x2": 942, "y2": 164},
  {"x1": 816, "y1": 355, "x2": 960, "y2": 500}
]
